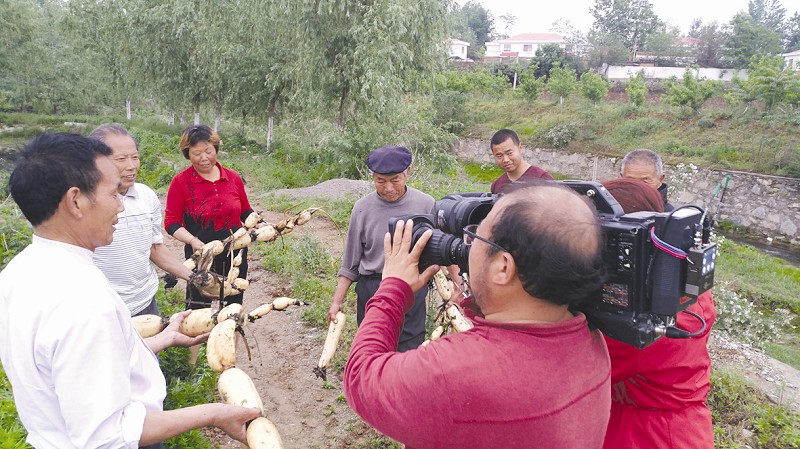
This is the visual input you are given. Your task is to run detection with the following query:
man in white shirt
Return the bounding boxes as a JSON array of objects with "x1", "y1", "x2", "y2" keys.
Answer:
[
  {"x1": 0, "y1": 133, "x2": 259, "y2": 448},
  {"x1": 90, "y1": 124, "x2": 192, "y2": 316}
]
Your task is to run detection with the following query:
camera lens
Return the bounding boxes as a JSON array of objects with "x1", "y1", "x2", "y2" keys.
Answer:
[
  {"x1": 436, "y1": 194, "x2": 495, "y2": 236},
  {"x1": 416, "y1": 227, "x2": 470, "y2": 273}
]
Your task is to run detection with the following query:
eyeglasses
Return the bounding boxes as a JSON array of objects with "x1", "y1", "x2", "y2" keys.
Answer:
[{"x1": 462, "y1": 224, "x2": 508, "y2": 253}]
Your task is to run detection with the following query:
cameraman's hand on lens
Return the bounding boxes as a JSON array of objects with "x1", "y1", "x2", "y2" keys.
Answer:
[{"x1": 383, "y1": 219, "x2": 440, "y2": 293}]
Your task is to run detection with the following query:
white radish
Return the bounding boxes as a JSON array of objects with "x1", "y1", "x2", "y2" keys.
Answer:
[
  {"x1": 207, "y1": 318, "x2": 238, "y2": 372},
  {"x1": 217, "y1": 368, "x2": 264, "y2": 415},
  {"x1": 246, "y1": 417, "x2": 284, "y2": 449},
  {"x1": 313, "y1": 312, "x2": 346, "y2": 381},
  {"x1": 132, "y1": 314, "x2": 166, "y2": 338}
]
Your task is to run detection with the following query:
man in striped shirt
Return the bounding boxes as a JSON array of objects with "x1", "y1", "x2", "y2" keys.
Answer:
[{"x1": 91, "y1": 124, "x2": 193, "y2": 316}]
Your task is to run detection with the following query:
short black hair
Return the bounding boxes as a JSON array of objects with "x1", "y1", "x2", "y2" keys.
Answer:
[
  {"x1": 489, "y1": 183, "x2": 606, "y2": 306},
  {"x1": 9, "y1": 133, "x2": 112, "y2": 227},
  {"x1": 490, "y1": 129, "x2": 520, "y2": 148}
]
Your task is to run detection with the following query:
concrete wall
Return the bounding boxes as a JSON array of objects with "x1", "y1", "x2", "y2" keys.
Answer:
[
  {"x1": 452, "y1": 138, "x2": 800, "y2": 245},
  {"x1": 602, "y1": 65, "x2": 748, "y2": 82}
]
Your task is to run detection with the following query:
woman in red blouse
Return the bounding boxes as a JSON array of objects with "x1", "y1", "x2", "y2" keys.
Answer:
[
  {"x1": 165, "y1": 125, "x2": 255, "y2": 312},
  {"x1": 601, "y1": 178, "x2": 716, "y2": 449}
]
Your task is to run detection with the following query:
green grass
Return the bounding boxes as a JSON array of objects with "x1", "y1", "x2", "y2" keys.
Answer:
[
  {"x1": 715, "y1": 239, "x2": 800, "y2": 314},
  {"x1": 709, "y1": 369, "x2": 800, "y2": 449},
  {"x1": 460, "y1": 94, "x2": 800, "y2": 177}
]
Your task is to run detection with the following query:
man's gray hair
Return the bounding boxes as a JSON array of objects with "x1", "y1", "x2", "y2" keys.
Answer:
[
  {"x1": 88, "y1": 123, "x2": 137, "y2": 148},
  {"x1": 620, "y1": 149, "x2": 663, "y2": 176}
]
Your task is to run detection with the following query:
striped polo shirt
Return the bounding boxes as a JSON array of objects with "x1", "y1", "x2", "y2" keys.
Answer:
[{"x1": 93, "y1": 183, "x2": 164, "y2": 315}]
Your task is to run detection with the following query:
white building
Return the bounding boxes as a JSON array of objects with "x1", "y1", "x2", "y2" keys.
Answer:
[
  {"x1": 781, "y1": 49, "x2": 800, "y2": 71},
  {"x1": 484, "y1": 33, "x2": 565, "y2": 60},
  {"x1": 446, "y1": 38, "x2": 471, "y2": 60}
]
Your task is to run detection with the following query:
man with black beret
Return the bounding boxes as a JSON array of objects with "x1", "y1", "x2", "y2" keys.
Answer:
[{"x1": 327, "y1": 145, "x2": 435, "y2": 351}]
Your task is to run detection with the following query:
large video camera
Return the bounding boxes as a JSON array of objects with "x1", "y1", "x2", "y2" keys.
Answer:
[{"x1": 389, "y1": 181, "x2": 717, "y2": 349}]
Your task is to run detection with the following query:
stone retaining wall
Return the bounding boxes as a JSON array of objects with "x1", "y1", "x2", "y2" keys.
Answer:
[{"x1": 452, "y1": 138, "x2": 800, "y2": 245}]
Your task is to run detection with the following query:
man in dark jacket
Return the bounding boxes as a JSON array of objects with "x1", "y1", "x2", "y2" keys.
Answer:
[{"x1": 620, "y1": 148, "x2": 675, "y2": 211}]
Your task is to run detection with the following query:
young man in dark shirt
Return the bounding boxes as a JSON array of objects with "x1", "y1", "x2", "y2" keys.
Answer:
[{"x1": 490, "y1": 128, "x2": 553, "y2": 194}]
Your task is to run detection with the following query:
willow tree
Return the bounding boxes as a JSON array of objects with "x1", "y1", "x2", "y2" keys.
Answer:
[
  {"x1": 68, "y1": 0, "x2": 140, "y2": 119},
  {"x1": 299, "y1": 0, "x2": 449, "y2": 128},
  {"x1": 125, "y1": 0, "x2": 226, "y2": 125},
  {"x1": 223, "y1": 1, "x2": 297, "y2": 146}
]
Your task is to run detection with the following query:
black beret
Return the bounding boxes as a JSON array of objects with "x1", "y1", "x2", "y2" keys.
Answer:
[{"x1": 366, "y1": 145, "x2": 412, "y2": 175}]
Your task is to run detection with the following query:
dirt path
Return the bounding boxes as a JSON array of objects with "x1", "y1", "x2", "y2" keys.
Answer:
[{"x1": 161, "y1": 186, "x2": 385, "y2": 449}]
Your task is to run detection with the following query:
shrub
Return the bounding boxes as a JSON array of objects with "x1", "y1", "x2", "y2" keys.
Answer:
[
  {"x1": 518, "y1": 76, "x2": 545, "y2": 102},
  {"x1": 539, "y1": 123, "x2": 577, "y2": 149},
  {"x1": 431, "y1": 90, "x2": 467, "y2": 134},
  {"x1": 0, "y1": 204, "x2": 32, "y2": 270},
  {"x1": 579, "y1": 72, "x2": 611, "y2": 103},
  {"x1": 662, "y1": 68, "x2": 719, "y2": 115},
  {"x1": 714, "y1": 284, "x2": 792, "y2": 348},
  {"x1": 616, "y1": 117, "x2": 662, "y2": 139},
  {"x1": 697, "y1": 118, "x2": 716, "y2": 129},
  {"x1": 626, "y1": 72, "x2": 648, "y2": 108}
]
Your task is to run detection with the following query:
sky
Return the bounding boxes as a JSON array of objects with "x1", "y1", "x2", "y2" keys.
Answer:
[{"x1": 462, "y1": 0, "x2": 798, "y2": 37}]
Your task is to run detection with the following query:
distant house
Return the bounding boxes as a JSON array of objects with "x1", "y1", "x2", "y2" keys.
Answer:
[
  {"x1": 782, "y1": 49, "x2": 800, "y2": 71},
  {"x1": 483, "y1": 33, "x2": 565, "y2": 61},
  {"x1": 446, "y1": 38, "x2": 471, "y2": 60}
]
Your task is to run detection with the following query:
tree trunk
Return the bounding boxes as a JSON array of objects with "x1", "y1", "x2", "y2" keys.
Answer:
[
  {"x1": 214, "y1": 99, "x2": 222, "y2": 132},
  {"x1": 336, "y1": 81, "x2": 350, "y2": 128},
  {"x1": 168, "y1": 112, "x2": 175, "y2": 126},
  {"x1": 125, "y1": 95, "x2": 132, "y2": 120},
  {"x1": 180, "y1": 111, "x2": 186, "y2": 126},
  {"x1": 266, "y1": 101, "x2": 276, "y2": 150},
  {"x1": 194, "y1": 100, "x2": 201, "y2": 125}
]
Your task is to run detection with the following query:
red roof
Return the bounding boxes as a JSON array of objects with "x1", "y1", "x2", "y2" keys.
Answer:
[{"x1": 500, "y1": 52, "x2": 519, "y2": 57}]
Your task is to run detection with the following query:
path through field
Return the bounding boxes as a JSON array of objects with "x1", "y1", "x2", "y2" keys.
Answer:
[{"x1": 162, "y1": 181, "x2": 389, "y2": 449}]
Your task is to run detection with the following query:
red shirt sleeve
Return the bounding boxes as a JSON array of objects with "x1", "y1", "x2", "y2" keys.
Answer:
[{"x1": 343, "y1": 278, "x2": 452, "y2": 448}]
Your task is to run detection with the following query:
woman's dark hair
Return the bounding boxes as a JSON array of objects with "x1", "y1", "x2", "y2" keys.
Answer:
[
  {"x1": 179, "y1": 124, "x2": 221, "y2": 159},
  {"x1": 9, "y1": 133, "x2": 112, "y2": 226},
  {"x1": 489, "y1": 183, "x2": 606, "y2": 306}
]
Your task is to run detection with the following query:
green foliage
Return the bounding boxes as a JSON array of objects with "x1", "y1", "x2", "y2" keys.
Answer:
[
  {"x1": 449, "y1": 1, "x2": 495, "y2": 59},
  {"x1": 0, "y1": 363, "x2": 31, "y2": 449},
  {"x1": 530, "y1": 44, "x2": 569, "y2": 79},
  {"x1": 662, "y1": 68, "x2": 719, "y2": 115},
  {"x1": 714, "y1": 284, "x2": 792, "y2": 349},
  {"x1": 547, "y1": 64, "x2": 577, "y2": 105},
  {"x1": 590, "y1": 0, "x2": 664, "y2": 53},
  {"x1": 616, "y1": 117, "x2": 663, "y2": 139},
  {"x1": 626, "y1": 72, "x2": 648, "y2": 107},
  {"x1": 435, "y1": 68, "x2": 508, "y2": 94},
  {"x1": 710, "y1": 370, "x2": 800, "y2": 449},
  {"x1": 742, "y1": 55, "x2": 800, "y2": 112},
  {"x1": 258, "y1": 233, "x2": 340, "y2": 329},
  {"x1": 538, "y1": 123, "x2": 578, "y2": 149},
  {"x1": 578, "y1": 72, "x2": 611, "y2": 103},
  {"x1": 518, "y1": 75, "x2": 546, "y2": 102},
  {"x1": 0, "y1": 203, "x2": 32, "y2": 270},
  {"x1": 464, "y1": 163, "x2": 503, "y2": 183},
  {"x1": 697, "y1": 118, "x2": 716, "y2": 129},
  {"x1": 716, "y1": 238, "x2": 800, "y2": 313},
  {"x1": 723, "y1": 12, "x2": 784, "y2": 69},
  {"x1": 431, "y1": 90, "x2": 467, "y2": 134}
]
